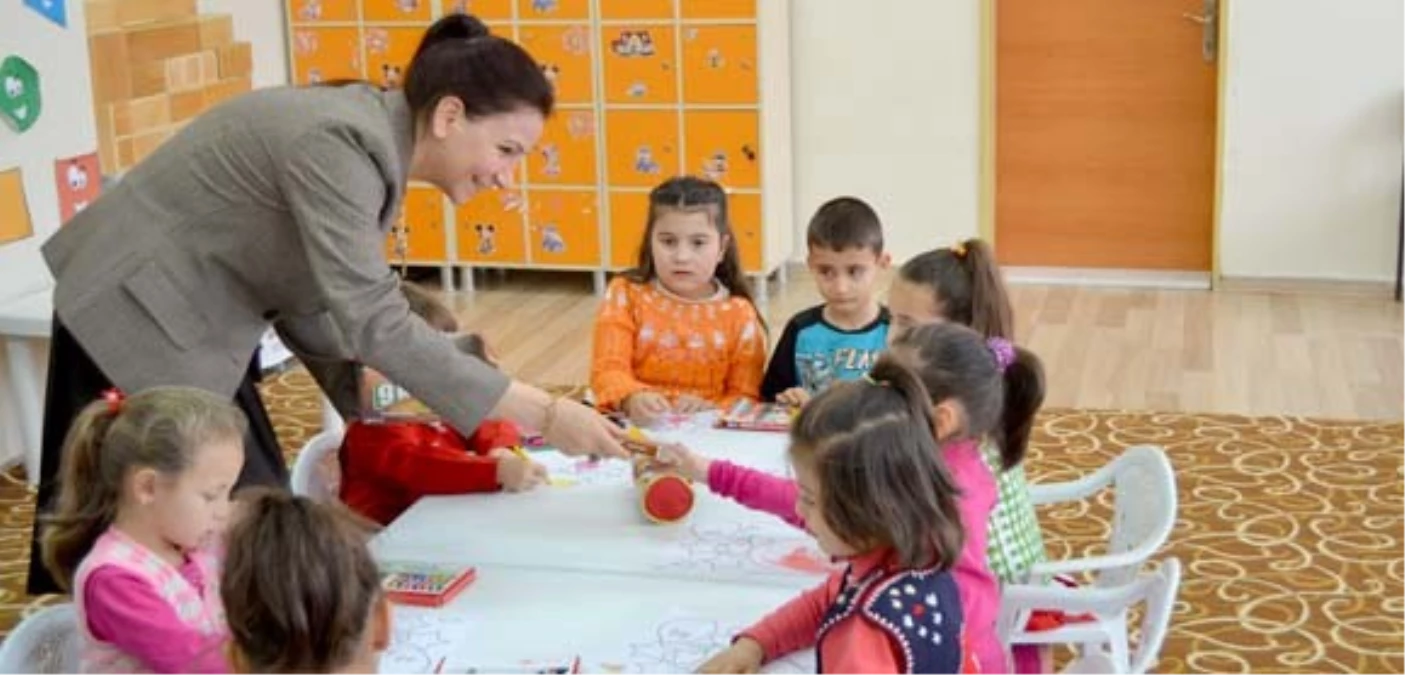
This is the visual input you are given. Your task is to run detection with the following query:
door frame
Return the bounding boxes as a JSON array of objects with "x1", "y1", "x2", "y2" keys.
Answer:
[{"x1": 977, "y1": 0, "x2": 1231, "y2": 285}]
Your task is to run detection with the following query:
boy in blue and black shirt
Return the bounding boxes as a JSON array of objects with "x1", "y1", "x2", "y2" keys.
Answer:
[{"x1": 761, "y1": 197, "x2": 891, "y2": 405}]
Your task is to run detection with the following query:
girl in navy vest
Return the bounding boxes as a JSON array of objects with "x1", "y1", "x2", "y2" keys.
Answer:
[{"x1": 698, "y1": 361, "x2": 979, "y2": 674}]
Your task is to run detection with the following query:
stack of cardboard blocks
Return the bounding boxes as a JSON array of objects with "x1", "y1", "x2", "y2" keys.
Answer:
[{"x1": 86, "y1": 0, "x2": 254, "y2": 175}]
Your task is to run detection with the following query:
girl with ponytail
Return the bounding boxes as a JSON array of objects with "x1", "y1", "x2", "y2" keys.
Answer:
[
  {"x1": 42, "y1": 387, "x2": 246, "y2": 673},
  {"x1": 889, "y1": 242, "x2": 1053, "y2": 672},
  {"x1": 698, "y1": 362, "x2": 977, "y2": 674}
]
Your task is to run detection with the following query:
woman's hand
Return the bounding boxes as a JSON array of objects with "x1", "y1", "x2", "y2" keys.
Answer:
[
  {"x1": 493, "y1": 382, "x2": 627, "y2": 459},
  {"x1": 655, "y1": 443, "x2": 712, "y2": 482},
  {"x1": 492, "y1": 451, "x2": 548, "y2": 492},
  {"x1": 623, "y1": 391, "x2": 671, "y2": 426},
  {"x1": 696, "y1": 638, "x2": 765, "y2": 674},
  {"x1": 544, "y1": 397, "x2": 629, "y2": 459},
  {"x1": 673, "y1": 394, "x2": 714, "y2": 414},
  {"x1": 775, "y1": 387, "x2": 810, "y2": 407}
]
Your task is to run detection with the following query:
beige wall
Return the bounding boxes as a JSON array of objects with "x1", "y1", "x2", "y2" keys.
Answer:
[{"x1": 1217, "y1": 0, "x2": 1403, "y2": 282}]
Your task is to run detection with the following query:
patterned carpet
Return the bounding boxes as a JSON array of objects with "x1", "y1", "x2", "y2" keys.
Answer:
[{"x1": 0, "y1": 368, "x2": 1399, "y2": 674}]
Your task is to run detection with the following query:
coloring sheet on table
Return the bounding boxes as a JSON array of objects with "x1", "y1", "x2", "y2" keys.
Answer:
[
  {"x1": 381, "y1": 608, "x2": 473, "y2": 674},
  {"x1": 655, "y1": 522, "x2": 840, "y2": 579},
  {"x1": 532, "y1": 451, "x2": 633, "y2": 487},
  {"x1": 588, "y1": 612, "x2": 814, "y2": 674},
  {"x1": 376, "y1": 486, "x2": 830, "y2": 588},
  {"x1": 403, "y1": 567, "x2": 816, "y2": 675}
]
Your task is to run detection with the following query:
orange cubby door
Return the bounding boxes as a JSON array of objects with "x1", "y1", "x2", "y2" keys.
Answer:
[
  {"x1": 518, "y1": 24, "x2": 593, "y2": 105},
  {"x1": 290, "y1": 0, "x2": 358, "y2": 23},
  {"x1": 681, "y1": 24, "x2": 757, "y2": 105},
  {"x1": 679, "y1": 0, "x2": 755, "y2": 20},
  {"x1": 683, "y1": 110, "x2": 760, "y2": 189},
  {"x1": 527, "y1": 109, "x2": 597, "y2": 186},
  {"x1": 599, "y1": 0, "x2": 672, "y2": 20},
  {"x1": 526, "y1": 189, "x2": 601, "y2": 266},
  {"x1": 363, "y1": 26, "x2": 424, "y2": 90},
  {"x1": 440, "y1": 0, "x2": 513, "y2": 20},
  {"x1": 402, "y1": 186, "x2": 448, "y2": 262},
  {"x1": 291, "y1": 28, "x2": 363, "y2": 85},
  {"x1": 728, "y1": 191, "x2": 763, "y2": 273},
  {"x1": 517, "y1": 0, "x2": 589, "y2": 20},
  {"x1": 608, "y1": 190, "x2": 650, "y2": 268},
  {"x1": 604, "y1": 109, "x2": 679, "y2": 188},
  {"x1": 362, "y1": 0, "x2": 432, "y2": 23},
  {"x1": 456, "y1": 189, "x2": 528, "y2": 264},
  {"x1": 601, "y1": 24, "x2": 677, "y2": 104}
]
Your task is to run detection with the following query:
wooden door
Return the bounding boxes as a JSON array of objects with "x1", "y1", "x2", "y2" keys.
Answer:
[{"x1": 995, "y1": 0, "x2": 1218, "y2": 270}]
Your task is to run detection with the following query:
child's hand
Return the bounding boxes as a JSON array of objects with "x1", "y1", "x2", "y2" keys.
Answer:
[
  {"x1": 655, "y1": 443, "x2": 712, "y2": 482},
  {"x1": 696, "y1": 638, "x2": 765, "y2": 674},
  {"x1": 775, "y1": 388, "x2": 810, "y2": 407},
  {"x1": 624, "y1": 391, "x2": 671, "y2": 425},
  {"x1": 495, "y1": 452, "x2": 548, "y2": 492},
  {"x1": 673, "y1": 394, "x2": 714, "y2": 414}
]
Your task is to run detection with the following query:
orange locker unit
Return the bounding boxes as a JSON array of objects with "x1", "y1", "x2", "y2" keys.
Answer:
[{"x1": 285, "y1": 0, "x2": 792, "y2": 295}]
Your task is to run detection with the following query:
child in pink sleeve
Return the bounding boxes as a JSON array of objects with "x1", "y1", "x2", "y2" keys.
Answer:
[
  {"x1": 697, "y1": 361, "x2": 977, "y2": 674},
  {"x1": 668, "y1": 324, "x2": 1047, "y2": 673},
  {"x1": 40, "y1": 388, "x2": 246, "y2": 673}
]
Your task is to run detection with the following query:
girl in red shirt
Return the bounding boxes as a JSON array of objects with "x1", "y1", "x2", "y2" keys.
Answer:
[
  {"x1": 338, "y1": 287, "x2": 547, "y2": 526},
  {"x1": 698, "y1": 360, "x2": 979, "y2": 674}
]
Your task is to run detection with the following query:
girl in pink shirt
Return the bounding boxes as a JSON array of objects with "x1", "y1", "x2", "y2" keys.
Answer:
[
  {"x1": 40, "y1": 387, "x2": 247, "y2": 674},
  {"x1": 669, "y1": 324, "x2": 1046, "y2": 673},
  {"x1": 698, "y1": 360, "x2": 976, "y2": 674}
]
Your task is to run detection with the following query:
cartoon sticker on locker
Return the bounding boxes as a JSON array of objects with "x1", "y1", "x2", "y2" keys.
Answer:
[
  {"x1": 566, "y1": 111, "x2": 592, "y2": 138},
  {"x1": 627, "y1": 82, "x2": 647, "y2": 98},
  {"x1": 701, "y1": 151, "x2": 728, "y2": 182},
  {"x1": 563, "y1": 26, "x2": 588, "y2": 55},
  {"x1": 365, "y1": 29, "x2": 389, "y2": 55},
  {"x1": 380, "y1": 64, "x2": 404, "y2": 90},
  {"x1": 54, "y1": 152, "x2": 101, "y2": 224},
  {"x1": 611, "y1": 31, "x2": 656, "y2": 57},
  {"x1": 706, "y1": 48, "x2": 724, "y2": 69},
  {"x1": 635, "y1": 146, "x2": 661, "y2": 175},
  {"x1": 532, "y1": 0, "x2": 557, "y2": 13},
  {"x1": 501, "y1": 190, "x2": 524, "y2": 212},
  {"x1": 540, "y1": 224, "x2": 566, "y2": 254},
  {"x1": 295, "y1": 31, "x2": 318, "y2": 55},
  {"x1": 475, "y1": 223, "x2": 497, "y2": 255},
  {"x1": 540, "y1": 144, "x2": 562, "y2": 177},
  {"x1": 397, "y1": 0, "x2": 420, "y2": 13},
  {"x1": 307, "y1": 69, "x2": 324, "y2": 84},
  {"x1": 299, "y1": 0, "x2": 323, "y2": 20}
]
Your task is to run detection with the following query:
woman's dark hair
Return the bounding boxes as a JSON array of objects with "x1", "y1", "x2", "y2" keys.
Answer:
[
  {"x1": 898, "y1": 238, "x2": 1013, "y2": 340},
  {"x1": 889, "y1": 322, "x2": 1045, "y2": 471},
  {"x1": 624, "y1": 175, "x2": 761, "y2": 318},
  {"x1": 222, "y1": 489, "x2": 382, "y2": 674},
  {"x1": 789, "y1": 360, "x2": 965, "y2": 571},
  {"x1": 404, "y1": 13, "x2": 554, "y2": 121}
]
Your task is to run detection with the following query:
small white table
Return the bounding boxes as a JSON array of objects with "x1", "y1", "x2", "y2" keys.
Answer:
[
  {"x1": 0, "y1": 285, "x2": 52, "y2": 485},
  {"x1": 373, "y1": 425, "x2": 822, "y2": 674}
]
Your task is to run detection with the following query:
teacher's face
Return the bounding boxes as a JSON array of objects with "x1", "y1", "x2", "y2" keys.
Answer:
[{"x1": 417, "y1": 96, "x2": 545, "y2": 205}]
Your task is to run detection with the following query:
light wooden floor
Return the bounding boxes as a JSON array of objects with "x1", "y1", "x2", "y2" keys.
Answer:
[{"x1": 432, "y1": 269, "x2": 1404, "y2": 421}]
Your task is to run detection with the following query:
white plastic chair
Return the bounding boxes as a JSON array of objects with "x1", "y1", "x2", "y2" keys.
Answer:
[
  {"x1": 0, "y1": 603, "x2": 80, "y2": 674},
  {"x1": 320, "y1": 392, "x2": 346, "y2": 434},
  {"x1": 1023, "y1": 445, "x2": 1178, "y2": 588},
  {"x1": 290, "y1": 429, "x2": 345, "y2": 501},
  {"x1": 999, "y1": 445, "x2": 1179, "y2": 674},
  {"x1": 999, "y1": 558, "x2": 1181, "y2": 674}
]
